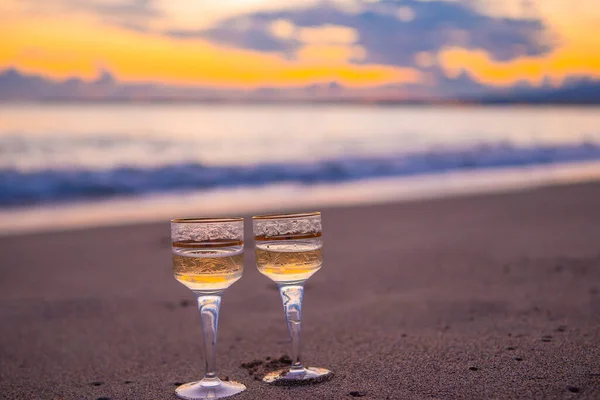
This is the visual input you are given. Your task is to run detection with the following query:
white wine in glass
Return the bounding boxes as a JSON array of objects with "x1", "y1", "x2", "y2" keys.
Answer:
[
  {"x1": 171, "y1": 218, "x2": 246, "y2": 399},
  {"x1": 255, "y1": 237, "x2": 322, "y2": 284},
  {"x1": 173, "y1": 240, "x2": 244, "y2": 293},
  {"x1": 253, "y1": 212, "x2": 333, "y2": 385}
]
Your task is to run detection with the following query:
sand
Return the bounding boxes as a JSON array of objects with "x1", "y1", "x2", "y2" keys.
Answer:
[{"x1": 1, "y1": 183, "x2": 600, "y2": 399}]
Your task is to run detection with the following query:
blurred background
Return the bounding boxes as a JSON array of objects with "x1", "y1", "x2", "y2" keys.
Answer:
[{"x1": 1, "y1": 0, "x2": 599, "y2": 233}]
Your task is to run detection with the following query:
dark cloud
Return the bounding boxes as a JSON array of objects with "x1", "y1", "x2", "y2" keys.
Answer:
[
  {"x1": 167, "y1": 23, "x2": 290, "y2": 53},
  {"x1": 167, "y1": 12, "x2": 300, "y2": 54},
  {"x1": 169, "y1": 0, "x2": 553, "y2": 66},
  {"x1": 3, "y1": 67, "x2": 600, "y2": 103}
]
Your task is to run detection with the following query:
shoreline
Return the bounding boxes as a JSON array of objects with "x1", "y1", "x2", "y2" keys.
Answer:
[{"x1": 2, "y1": 160, "x2": 600, "y2": 236}]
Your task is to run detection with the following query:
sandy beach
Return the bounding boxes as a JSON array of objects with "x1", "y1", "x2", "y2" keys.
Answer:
[{"x1": 1, "y1": 182, "x2": 600, "y2": 399}]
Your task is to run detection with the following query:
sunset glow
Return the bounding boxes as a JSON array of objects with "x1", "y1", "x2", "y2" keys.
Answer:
[{"x1": 1, "y1": 0, "x2": 599, "y2": 91}]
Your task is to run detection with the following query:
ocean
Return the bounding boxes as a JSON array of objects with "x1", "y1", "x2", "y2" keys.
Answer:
[{"x1": 1, "y1": 103, "x2": 600, "y2": 233}]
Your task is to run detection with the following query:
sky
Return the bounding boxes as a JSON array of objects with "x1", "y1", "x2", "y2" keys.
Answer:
[{"x1": 1, "y1": 0, "x2": 599, "y2": 92}]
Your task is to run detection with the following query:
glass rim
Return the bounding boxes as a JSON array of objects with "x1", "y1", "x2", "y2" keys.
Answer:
[
  {"x1": 171, "y1": 217, "x2": 243, "y2": 223},
  {"x1": 252, "y1": 211, "x2": 321, "y2": 220}
]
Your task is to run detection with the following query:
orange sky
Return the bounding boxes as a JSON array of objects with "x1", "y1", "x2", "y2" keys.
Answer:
[
  {"x1": 1, "y1": 0, "x2": 599, "y2": 89},
  {"x1": 439, "y1": 0, "x2": 600, "y2": 87}
]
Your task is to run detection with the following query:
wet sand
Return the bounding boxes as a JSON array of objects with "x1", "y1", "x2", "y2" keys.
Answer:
[{"x1": 1, "y1": 183, "x2": 600, "y2": 399}]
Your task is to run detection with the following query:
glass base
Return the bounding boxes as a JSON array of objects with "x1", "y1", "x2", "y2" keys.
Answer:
[
  {"x1": 175, "y1": 378, "x2": 246, "y2": 399},
  {"x1": 263, "y1": 367, "x2": 333, "y2": 386}
]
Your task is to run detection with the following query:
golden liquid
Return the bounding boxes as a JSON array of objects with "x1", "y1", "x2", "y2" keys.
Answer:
[
  {"x1": 172, "y1": 242, "x2": 243, "y2": 293},
  {"x1": 255, "y1": 239, "x2": 323, "y2": 284}
]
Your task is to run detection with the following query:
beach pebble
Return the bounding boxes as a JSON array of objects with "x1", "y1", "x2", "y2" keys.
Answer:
[
  {"x1": 348, "y1": 391, "x2": 366, "y2": 397},
  {"x1": 541, "y1": 335, "x2": 552, "y2": 342},
  {"x1": 179, "y1": 299, "x2": 192, "y2": 308},
  {"x1": 240, "y1": 360, "x2": 263, "y2": 369}
]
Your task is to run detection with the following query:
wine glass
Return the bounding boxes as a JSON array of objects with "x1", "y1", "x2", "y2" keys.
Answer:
[
  {"x1": 171, "y1": 217, "x2": 246, "y2": 399},
  {"x1": 252, "y1": 212, "x2": 333, "y2": 385}
]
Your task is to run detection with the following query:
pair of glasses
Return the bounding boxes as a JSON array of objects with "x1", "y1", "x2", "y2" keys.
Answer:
[{"x1": 171, "y1": 212, "x2": 332, "y2": 399}]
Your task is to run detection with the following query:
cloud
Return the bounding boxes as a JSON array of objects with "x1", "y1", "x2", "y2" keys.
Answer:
[
  {"x1": 166, "y1": 20, "x2": 290, "y2": 53},
  {"x1": 298, "y1": 24, "x2": 359, "y2": 44},
  {"x1": 76, "y1": 0, "x2": 161, "y2": 18},
  {"x1": 396, "y1": 6, "x2": 415, "y2": 22},
  {"x1": 270, "y1": 19, "x2": 296, "y2": 39},
  {"x1": 166, "y1": 0, "x2": 553, "y2": 67},
  {"x1": 22, "y1": 0, "x2": 163, "y2": 25},
  {"x1": 5, "y1": 66, "x2": 600, "y2": 104}
]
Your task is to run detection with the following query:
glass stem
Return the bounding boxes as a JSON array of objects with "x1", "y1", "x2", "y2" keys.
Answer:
[
  {"x1": 279, "y1": 284, "x2": 304, "y2": 371},
  {"x1": 196, "y1": 294, "x2": 222, "y2": 382}
]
